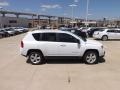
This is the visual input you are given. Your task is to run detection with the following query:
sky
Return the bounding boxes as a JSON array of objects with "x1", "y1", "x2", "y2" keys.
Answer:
[{"x1": 0, "y1": 0, "x2": 120, "y2": 20}]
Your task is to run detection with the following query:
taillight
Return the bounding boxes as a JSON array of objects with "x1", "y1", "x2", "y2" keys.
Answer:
[{"x1": 21, "y1": 41, "x2": 24, "y2": 48}]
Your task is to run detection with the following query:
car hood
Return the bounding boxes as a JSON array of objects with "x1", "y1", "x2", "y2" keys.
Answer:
[{"x1": 85, "y1": 39, "x2": 102, "y2": 46}]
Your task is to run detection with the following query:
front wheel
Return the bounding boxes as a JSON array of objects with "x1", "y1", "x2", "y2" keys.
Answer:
[
  {"x1": 83, "y1": 51, "x2": 98, "y2": 64},
  {"x1": 102, "y1": 35, "x2": 108, "y2": 41},
  {"x1": 28, "y1": 52, "x2": 44, "y2": 65}
]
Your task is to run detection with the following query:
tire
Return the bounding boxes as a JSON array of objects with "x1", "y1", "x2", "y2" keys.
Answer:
[
  {"x1": 0, "y1": 35, "x2": 2, "y2": 38},
  {"x1": 28, "y1": 52, "x2": 44, "y2": 65},
  {"x1": 102, "y1": 35, "x2": 108, "y2": 41},
  {"x1": 83, "y1": 51, "x2": 98, "y2": 64}
]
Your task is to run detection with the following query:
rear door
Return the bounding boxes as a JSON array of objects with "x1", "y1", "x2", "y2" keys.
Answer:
[
  {"x1": 107, "y1": 30, "x2": 116, "y2": 39},
  {"x1": 32, "y1": 33, "x2": 59, "y2": 56},
  {"x1": 41, "y1": 33, "x2": 59, "y2": 56}
]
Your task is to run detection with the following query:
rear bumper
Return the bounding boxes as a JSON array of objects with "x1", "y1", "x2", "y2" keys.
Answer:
[{"x1": 20, "y1": 48, "x2": 27, "y2": 57}]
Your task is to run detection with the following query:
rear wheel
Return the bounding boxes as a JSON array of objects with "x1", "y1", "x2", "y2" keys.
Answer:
[
  {"x1": 28, "y1": 52, "x2": 44, "y2": 65},
  {"x1": 83, "y1": 51, "x2": 98, "y2": 64},
  {"x1": 102, "y1": 35, "x2": 108, "y2": 41}
]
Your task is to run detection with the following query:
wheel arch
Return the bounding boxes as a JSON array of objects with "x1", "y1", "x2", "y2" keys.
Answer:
[
  {"x1": 83, "y1": 49, "x2": 99, "y2": 57},
  {"x1": 27, "y1": 49, "x2": 44, "y2": 57},
  {"x1": 102, "y1": 35, "x2": 108, "y2": 38}
]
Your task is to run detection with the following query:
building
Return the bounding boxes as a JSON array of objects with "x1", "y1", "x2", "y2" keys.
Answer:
[
  {"x1": 0, "y1": 16, "x2": 29, "y2": 28},
  {"x1": 0, "y1": 10, "x2": 36, "y2": 28}
]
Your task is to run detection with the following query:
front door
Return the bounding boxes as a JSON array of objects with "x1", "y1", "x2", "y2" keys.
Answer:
[{"x1": 57, "y1": 33, "x2": 80, "y2": 56}]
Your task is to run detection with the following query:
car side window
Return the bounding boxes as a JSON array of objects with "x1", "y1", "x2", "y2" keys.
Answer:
[
  {"x1": 32, "y1": 33, "x2": 42, "y2": 41},
  {"x1": 107, "y1": 30, "x2": 115, "y2": 33},
  {"x1": 57, "y1": 33, "x2": 78, "y2": 43},
  {"x1": 116, "y1": 30, "x2": 120, "y2": 33},
  {"x1": 42, "y1": 33, "x2": 56, "y2": 42}
]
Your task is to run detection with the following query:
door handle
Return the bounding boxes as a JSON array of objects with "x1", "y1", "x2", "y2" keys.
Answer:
[{"x1": 60, "y1": 45, "x2": 66, "y2": 47}]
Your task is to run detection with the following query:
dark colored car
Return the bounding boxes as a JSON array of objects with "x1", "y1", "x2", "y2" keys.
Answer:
[{"x1": 60, "y1": 28, "x2": 87, "y2": 38}]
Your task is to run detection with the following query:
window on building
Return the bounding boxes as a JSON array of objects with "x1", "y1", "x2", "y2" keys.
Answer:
[{"x1": 9, "y1": 20, "x2": 17, "y2": 23}]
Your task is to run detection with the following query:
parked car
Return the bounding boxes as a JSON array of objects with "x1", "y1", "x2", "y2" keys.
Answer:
[
  {"x1": 0, "y1": 30, "x2": 4, "y2": 38},
  {"x1": 0, "y1": 29, "x2": 5, "y2": 38},
  {"x1": 20, "y1": 30, "x2": 105, "y2": 65},
  {"x1": 9, "y1": 27, "x2": 21, "y2": 35},
  {"x1": 60, "y1": 28, "x2": 87, "y2": 38},
  {"x1": 13, "y1": 27, "x2": 26, "y2": 33},
  {"x1": 4, "y1": 28, "x2": 16, "y2": 36},
  {"x1": 23, "y1": 28, "x2": 29, "y2": 32},
  {"x1": 93, "y1": 28, "x2": 120, "y2": 41},
  {"x1": 0, "y1": 29, "x2": 9, "y2": 37},
  {"x1": 80, "y1": 27, "x2": 93, "y2": 33},
  {"x1": 87, "y1": 27, "x2": 107, "y2": 37}
]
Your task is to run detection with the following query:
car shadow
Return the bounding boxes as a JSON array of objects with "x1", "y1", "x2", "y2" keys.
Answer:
[
  {"x1": 46, "y1": 58, "x2": 106, "y2": 65},
  {"x1": 99, "y1": 58, "x2": 106, "y2": 63},
  {"x1": 94, "y1": 39, "x2": 120, "y2": 41},
  {"x1": 46, "y1": 59, "x2": 84, "y2": 64},
  {"x1": 26, "y1": 58, "x2": 106, "y2": 65}
]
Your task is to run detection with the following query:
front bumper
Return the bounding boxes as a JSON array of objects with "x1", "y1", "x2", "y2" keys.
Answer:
[
  {"x1": 93, "y1": 34, "x2": 102, "y2": 39},
  {"x1": 100, "y1": 51, "x2": 105, "y2": 58}
]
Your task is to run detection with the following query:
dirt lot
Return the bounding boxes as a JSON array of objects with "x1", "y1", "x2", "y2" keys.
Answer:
[{"x1": 0, "y1": 33, "x2": 120, "y2": 90}]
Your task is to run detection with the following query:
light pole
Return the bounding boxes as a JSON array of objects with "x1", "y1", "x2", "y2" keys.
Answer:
[
  {"x1": 63, "y1": 13, "x2": 67, "y2": 26},
  {"x1": 85, "y1": 0, "x2": 90, "y2": 27},
  {"x1": 0, "y1": 7, "x2": 3, "y2": 28},
  {"x1": 69, "y1": 4, "x2": 77, "y2": 28}
]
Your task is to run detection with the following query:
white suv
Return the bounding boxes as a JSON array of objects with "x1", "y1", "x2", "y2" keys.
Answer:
[
  {"x1": 93, "y1": 28, "x2": 120, "y2": 41},
  {"x1": 20, "y1": 30, "x2": 105, "y2": 65}
]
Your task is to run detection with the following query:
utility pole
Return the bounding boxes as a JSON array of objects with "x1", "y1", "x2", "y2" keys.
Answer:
[
  {"x1": 85, "y1": 0, "x2": 89, "y2": 27},
  {"x1": 69, "y1": 4, "x2": 77, "y2": 28}
]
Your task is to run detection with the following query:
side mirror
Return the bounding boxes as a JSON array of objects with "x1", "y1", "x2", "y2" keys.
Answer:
[{"x1": 77, "y1": 40, "x2": 81, "y2": 48}]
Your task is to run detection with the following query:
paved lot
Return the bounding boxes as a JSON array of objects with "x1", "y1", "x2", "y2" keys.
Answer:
[{"x1": 0, "y1": 33, "x2": 120, "y2": 90}]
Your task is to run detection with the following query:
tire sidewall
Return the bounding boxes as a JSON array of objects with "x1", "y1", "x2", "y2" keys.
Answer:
[
  {"x1": 84, "y1": 51, "x2": 98, "y2": 64},
  {"x1": 102, "y1": 35, "x2": 108, "y2": 41},
  {"x1": 28, "y1": 52, "x2": 43, "y2": 65}
]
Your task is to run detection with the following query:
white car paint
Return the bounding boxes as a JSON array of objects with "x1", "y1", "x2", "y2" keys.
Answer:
[
  {"x1": 20, "y1": 30, "x2": 105, "y2": 58},
  {"x1": 93, "y1": 29, "x2": 120, "y2": 40}
]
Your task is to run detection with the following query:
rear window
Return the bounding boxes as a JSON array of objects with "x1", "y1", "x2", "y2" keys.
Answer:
[
  {"x1": 32, "y1": 33, "x2": 57, "y2": 41},
  {"x1": 32, "y1": 33, "x2": 41, "y2": 41},
  {"x1": 107, "y1": 30, "x2": 116, "y2": 33},
  {"x1": 42, "y1": 33, "x2": 56, "y2": 42},
  {"x1": 117, "y1": 30, "x2": 120, "y2": 33}
]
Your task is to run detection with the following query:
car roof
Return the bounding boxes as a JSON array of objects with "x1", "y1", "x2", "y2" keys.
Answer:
[
  {"x1": 101, "y1": 28, "x2": 120, "y2": 31},
  {"x1": 31, "y1": 29, "x2": 72, "y2": 33}
]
